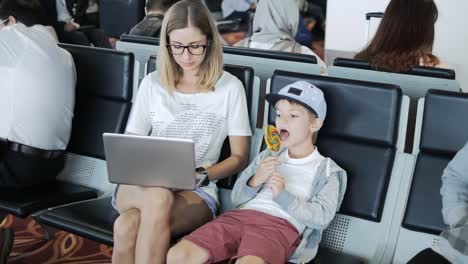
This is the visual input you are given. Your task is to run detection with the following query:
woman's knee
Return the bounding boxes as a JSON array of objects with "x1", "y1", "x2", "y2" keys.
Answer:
[
  {"x1": 113, "y1": 209, "x2": 141, "y2": 243},
  {"x1": 142, "y1": 187, "x2": 175, "y2": 212}
]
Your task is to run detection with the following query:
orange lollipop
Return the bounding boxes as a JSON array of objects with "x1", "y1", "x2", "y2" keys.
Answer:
[{"x1": 264, "y1": 125, "x2": 281, "y2": 154}]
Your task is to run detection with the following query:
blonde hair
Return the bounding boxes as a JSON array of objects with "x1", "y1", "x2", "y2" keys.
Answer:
[{"x1": 158, "y1": 0, "x2": 224, "y2": 94}]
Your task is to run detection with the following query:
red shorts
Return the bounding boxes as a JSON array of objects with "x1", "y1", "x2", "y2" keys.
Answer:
[{"x1": 184, "y1": 209, "x2": 300, "y2": 264}]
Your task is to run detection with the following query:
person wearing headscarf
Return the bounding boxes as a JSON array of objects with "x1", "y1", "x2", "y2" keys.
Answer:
[{"x1": 234, "y1": 0, "x2": 326, "y2": 71}]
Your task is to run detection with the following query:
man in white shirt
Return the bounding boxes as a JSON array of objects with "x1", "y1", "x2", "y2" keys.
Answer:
[
  {"x1": 0, "y1": 0, "x2": 75, "y2": 260},
  {"x1": 0, "y1": 0, "x2": 76, "y2": 189}
]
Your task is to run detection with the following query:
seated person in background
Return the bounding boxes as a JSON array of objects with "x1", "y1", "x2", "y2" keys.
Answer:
[
  {"x1": 234, "y1": 0, "x2": 327, "y2": 72},
  {"x1": 294, "y1": 0, "x2": 325, "y2": 48},
  {"x1": 0, "y1": 0, "x2": 76, "y2": 260},
  {"x1": 167, "y1": 81, "x2": 347, "y2": 264},
  {"x1": 129, "y1": 0, "x2": 180, "y2": 38},
  {"x1": 355, "y1": 0, "x2": 447, "y2": 72},
  {"x1": 41, "y1": 0, "x2": 111, "y2": 48},
  {"x1": 409, "y1": 140, "x2": 468, "y2": 264},
  {"x1": 221, "y1": 0, "x2": 256, "y2": 23},
  {"x1": 111, "y1": 1, "x2": 251, "y2": 263}
]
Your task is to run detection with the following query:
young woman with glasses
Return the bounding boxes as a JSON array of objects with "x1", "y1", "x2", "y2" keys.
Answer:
[{"x1": 111, "y1": 0, "x2": 252, "y2": 263}]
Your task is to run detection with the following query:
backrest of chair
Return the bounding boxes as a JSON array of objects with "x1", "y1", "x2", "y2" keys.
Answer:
[
  {"x1": 330, "y1": 57, "x2": 460, "y2": 154},
  {"x1": 99, "y1": 0, "x2": 145, "y2": 37},
  {"x1": 329, "y1": 58, "x2": 460, "y2": 99},
  {"x1": 57, "y1": 44, "x2": 133, "y2": 192},
  {"x1": 404, "y1": 89, "x2": 468, "y2": 234},
  {"x1": 269, "y1": 70, "x2": 402, "y2": 222},
  {"x1": 333, "y1": 58, "x2": 456, "y2": 80},
  {"x1": 60, "y1": 44, "x2": 134, "y2": 159}
]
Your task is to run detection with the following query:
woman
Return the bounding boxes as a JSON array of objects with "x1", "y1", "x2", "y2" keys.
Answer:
[
  {"x1": 355, "y1": 0, "x2": 447, "y2": 72},
  {"x1": 111, "y1": 1, "x2": 252, "y2": 263},
  {"x1": 234, "y1": 0, "x2": 326, "y2": 71}
]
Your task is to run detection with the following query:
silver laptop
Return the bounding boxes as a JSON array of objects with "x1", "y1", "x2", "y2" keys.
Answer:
[{"x1": 103, "y1": 133, "x2": 196, "y2": 189}]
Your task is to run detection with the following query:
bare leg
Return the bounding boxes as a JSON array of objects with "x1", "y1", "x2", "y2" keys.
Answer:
[
  {"x1": 235, "y1": 255, "x2": 267, "y2": 264},
  {"x1": 134, "y1": 187, "x2": 174, "y2": 264},
  {"x1": 112, "y1": 209, "x2": 140, "y2": 264},
  {"x1": 169, "y1": 191, "x2": 213, "y2": 237},
  {"x1": 113, "y1": 185, "x2": 213, "y2": 264}
]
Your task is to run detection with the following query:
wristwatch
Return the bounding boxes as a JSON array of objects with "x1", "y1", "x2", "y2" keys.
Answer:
[{"x1": 195, "y1": 167, "x2": 210, "y2": 187}]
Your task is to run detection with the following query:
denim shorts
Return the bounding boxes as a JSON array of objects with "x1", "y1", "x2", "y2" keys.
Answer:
[{"x1": 111, "y1": 185, "x2": 218, "y2": 218}]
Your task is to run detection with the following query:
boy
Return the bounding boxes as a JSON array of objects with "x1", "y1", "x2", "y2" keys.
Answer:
[{"x1": 167, "y1": 81, "x2": 347, "y2": 264}]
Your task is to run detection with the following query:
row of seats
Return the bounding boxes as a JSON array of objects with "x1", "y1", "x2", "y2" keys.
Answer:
[
  {"x1": 329, "y1": 58, "x2": 461, "y2": 153},
  {"x1": 0, "y1": 44, "x2": 466, "y2": 263},
  {"x1": 115, "y1": 34, "x2": 460, "y2": 141}
]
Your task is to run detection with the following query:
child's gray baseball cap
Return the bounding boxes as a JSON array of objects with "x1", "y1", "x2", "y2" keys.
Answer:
[{"x1": 265, "y1": 81, "x2": 327, "y2": 121}]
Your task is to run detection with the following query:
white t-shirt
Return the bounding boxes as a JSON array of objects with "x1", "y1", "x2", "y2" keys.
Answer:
[
  {"x1": 126, "y1": 71, "x2": 252, "y2": 203},
  {"x1": 0, "y1": 23, "x2": 76, "y2": 150},
  {"x1": 222, "y1": 0, "x2": 257, "y2": 18},
  {"x1": 242, "y1": 148, "x2": 325, "y2": 233}
]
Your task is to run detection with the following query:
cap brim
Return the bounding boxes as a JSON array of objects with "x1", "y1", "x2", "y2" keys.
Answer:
[{"x1": 265, "y1": 93, "x2": 319, "y2": 118}]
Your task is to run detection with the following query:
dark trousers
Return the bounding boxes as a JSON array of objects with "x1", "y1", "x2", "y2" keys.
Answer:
[
  {"x1": 0, "y1": 141, "x2": 65, "y2": 190},
  {"x1": 56, "y1": 13, "x2": 111, "y2": 49},
  {"x1": 408, "y1": 248, "x2": 451, "y2": 264},
  {"x1": 57, "y1": 28, "x2": 111, "y2": 48}
]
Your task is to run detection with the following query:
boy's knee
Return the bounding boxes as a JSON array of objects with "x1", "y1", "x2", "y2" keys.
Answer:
[
  {"x1": 167, "y1": 240, "x2": 209, "y2": 264},
  {"x1": 167, "y1": 244, "x2": 189, "y2": 264},
  {"x1": 235, "y1": 255, "x2": 267, "y2": 264},
  {"x1": 113, "y1": 209, "x2": 140, "y2": 242}
]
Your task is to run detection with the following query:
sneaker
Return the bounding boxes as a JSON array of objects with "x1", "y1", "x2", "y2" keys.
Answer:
[{"x1": 0, "y1": 228, "x2": 13, "y2": 264}]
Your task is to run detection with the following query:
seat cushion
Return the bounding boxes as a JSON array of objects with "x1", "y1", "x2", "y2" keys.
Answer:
[
  {"x1": 36, "y1": 196, "x2": 117, "y2": 246},
  {"x1": 402, "y1": 153, "x2": 450, "y2": 235},
  {"x1": 0, "y1": 181, "x2": 97, "y2": 218}
]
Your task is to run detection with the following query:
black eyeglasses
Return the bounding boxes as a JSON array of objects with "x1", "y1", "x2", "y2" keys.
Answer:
[{"x1": 166, "y1": 43, "x2": 208, "y2": 55}]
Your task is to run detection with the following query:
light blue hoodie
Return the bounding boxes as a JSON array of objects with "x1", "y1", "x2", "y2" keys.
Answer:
[{"x1": 231, "y1": 148, "x2": 347, "y2": 263}]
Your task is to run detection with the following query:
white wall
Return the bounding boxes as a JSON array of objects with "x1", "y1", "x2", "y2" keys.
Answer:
[{"x1": 325, "y1": 0, "x2": 468, "y2": 92}]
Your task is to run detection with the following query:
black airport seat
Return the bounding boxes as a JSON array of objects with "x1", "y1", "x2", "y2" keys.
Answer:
[
  {"x1": 403, "y1": 90, "x2": 468, "y2": 234},
  {"x1": 392, "y1": 89, "x2": 468, "y2": 262},
  {"x1": 120, "y1": 34, "x2": 160, "y2": 46}
]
